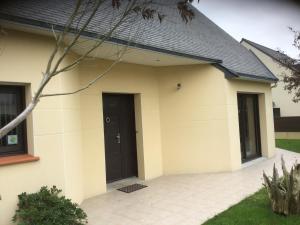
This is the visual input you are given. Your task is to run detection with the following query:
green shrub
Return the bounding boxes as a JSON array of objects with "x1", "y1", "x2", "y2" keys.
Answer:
[{"x1": 13, "y1": 186, "x2": 87, "y2": 225}]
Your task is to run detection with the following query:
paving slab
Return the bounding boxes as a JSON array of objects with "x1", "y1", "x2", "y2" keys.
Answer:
[{"x1": 81, "y1": 149, "x2": 300, "y2": 225}]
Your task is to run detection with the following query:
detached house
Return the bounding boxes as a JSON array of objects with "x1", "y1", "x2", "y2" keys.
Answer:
[
  {"x1": 241, "y1": 39, "x2": 300, "y2": 139},
  {"x1": 0, "y1": 1, "x2": 277, "y2": 224}
]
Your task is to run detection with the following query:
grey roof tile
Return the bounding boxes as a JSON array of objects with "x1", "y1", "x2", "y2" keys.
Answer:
[{"x1": 0, "y1": 0, "x2": 277, "y2": 81}]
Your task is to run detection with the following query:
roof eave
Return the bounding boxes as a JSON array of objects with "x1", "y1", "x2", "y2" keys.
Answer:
[
  {"x1": 235, "y1": 72, "x2": 278, "y2": 83},
  {"x1": 213, "y1": 64, "x2": 239, "y2": 78},
  {"x1": 214, "y1": 64, "x2": 278, "y2": 83},
  {"x1": 0, "y1": 13, "x2": 222, "y2": 64}
]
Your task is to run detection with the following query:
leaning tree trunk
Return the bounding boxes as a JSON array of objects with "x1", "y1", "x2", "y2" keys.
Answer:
[
  {"x1": 0, "y1": 74, "x2": 50, "y2": 139},
  {"x1": 263, "y1": 157, "x2": 300, "y2": 215}
]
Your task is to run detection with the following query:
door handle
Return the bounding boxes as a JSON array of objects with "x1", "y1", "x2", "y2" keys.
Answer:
[{"x1": 116, "y1": 133, "x2": 121, "y2": 144}]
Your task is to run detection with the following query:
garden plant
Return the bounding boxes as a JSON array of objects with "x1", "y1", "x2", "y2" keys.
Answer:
[{"x1": 263, "y1": 157, "x2": 300, "y2": 216}]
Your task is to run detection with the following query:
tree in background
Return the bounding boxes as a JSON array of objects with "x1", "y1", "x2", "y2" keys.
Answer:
[
  {"x1": 282, "y1": 28, "x2": 300, "y2": 102},
  {"x1": 0, "y1": 0, "x2": 200, "y2": 138}
]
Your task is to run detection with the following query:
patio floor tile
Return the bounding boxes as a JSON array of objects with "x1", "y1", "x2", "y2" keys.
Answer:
[{"x1": 81, "y1": 149, "x2": 300, "y2": 225}]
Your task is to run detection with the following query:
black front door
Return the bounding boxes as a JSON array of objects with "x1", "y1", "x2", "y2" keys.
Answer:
[
  {"x1": 103, "y1": 93, "x2": 138, "y2": 183},
  {"x1": 238, "y1": 94, "x2": 261, "y2": 162}
]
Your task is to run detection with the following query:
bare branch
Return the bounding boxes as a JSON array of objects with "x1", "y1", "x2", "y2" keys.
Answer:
[
  {"x1": 51, "y1": 25, "x2": 58, "y2": 42},
  {"x1": 40, "y1": 50, "x2": 125, "y2": 98},
  {"x1": 0, "y1": 0, "x2": 201, "y2": 138},
  {"x1": 281, "y1": 28, "x2": 300, "y2": 102},
  {"x1": 41, "y1": 40, "x2": 131, "y2": 98},
  {"x1": 51, "y1": 0, "x2": 105, "y2": 75},
  {"x1": 45, "y1": 0, "x2": 83, "y2": 74},
  {"x1": 53, "y1": 0, "x2": 138, "y2": 75}
]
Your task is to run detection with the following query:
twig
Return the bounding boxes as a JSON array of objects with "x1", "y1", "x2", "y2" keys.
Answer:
[
  {"x1": 40, "y1": 47, "x2": 127, "y2": 98},
  {"x1": 53, "y1": 0, "x2": 138, "y2": 75},
  {"x1": 51, "y1": 25, "x2": 58, "y2": 41}
]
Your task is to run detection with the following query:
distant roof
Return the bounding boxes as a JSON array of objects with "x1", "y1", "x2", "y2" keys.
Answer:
[
  {"x1": 242, "y1": 38, "x2": 299, "y2": 72},
  {"x1": 0, "y1": 0, "x2": 277, "y2": 81}
]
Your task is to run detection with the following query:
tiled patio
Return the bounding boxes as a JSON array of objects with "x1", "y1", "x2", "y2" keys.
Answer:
[{"x1": 81, "y1": 149, "x2": 300, "y2": 225}]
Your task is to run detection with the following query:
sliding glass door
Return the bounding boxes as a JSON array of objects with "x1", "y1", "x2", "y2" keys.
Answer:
[{"x1": 238, "y1": 94, "x2": 261, "y2": 162}]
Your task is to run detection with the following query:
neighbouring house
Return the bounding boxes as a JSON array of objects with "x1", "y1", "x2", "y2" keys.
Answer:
[
  {"x1": 0, "y1": 1, "x2": 277, "y2": 224},
  {"x1": 241, "y1": 39, "x2": 300, "y2": 140}
]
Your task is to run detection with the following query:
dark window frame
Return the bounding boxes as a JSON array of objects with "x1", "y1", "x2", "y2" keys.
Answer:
[
  {"x1": 238, "y1": 93, "x2": 262, "y2": 163},
  {"x1": 0, "y1": 85, "x2": 27, "y2": 157}
]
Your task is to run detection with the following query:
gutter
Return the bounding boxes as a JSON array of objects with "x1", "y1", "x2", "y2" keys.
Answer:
[
  {"x1": 235, "y1": 72, "x2": 278, "y2": 83},
  {"x1": 213, "y1": 63, "x2": 278, "y2": 83}
]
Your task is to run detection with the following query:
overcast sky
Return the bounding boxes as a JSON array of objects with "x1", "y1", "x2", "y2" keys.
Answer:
[{"x1": 193, "y1": 0, "x2": 300, "y2": 59}]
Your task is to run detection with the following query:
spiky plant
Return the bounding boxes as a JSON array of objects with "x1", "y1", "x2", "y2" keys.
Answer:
[{"x1": 263, "y1": 157, "x2": 300, "y2": 216}]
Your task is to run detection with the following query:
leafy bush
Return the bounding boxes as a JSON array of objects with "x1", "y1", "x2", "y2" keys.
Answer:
[
  {"x1": 13, "y1": 186, "x2": 87, "y2": 225},
  {"x1": 263, "y1": 157, "x2": 300, "y2": 216}
]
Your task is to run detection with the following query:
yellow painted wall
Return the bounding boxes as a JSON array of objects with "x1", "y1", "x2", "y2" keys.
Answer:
[
  {"x1": 0, "y1": 30, "x2": 276, "y2": 225},
  {"x1": 60, "y1": 58, "x2": 84, "y2": 203},
  {"x1": 225, "y1": 79, "x2": 276, "y2": 168},
  {"x1": 157, "y1": 65, "x2": 275, "y2": 174},
  {"x1": 157, "y1": 65, "x2": 233, "y2": 173},
  {"x1": 242, "y1": 41, "x2": 300, "y2": 117},
  {"x1": 0, "y1": 30, "x2": 84, "y2": 225},
  {"x1": 79, "y1": 59, "x2": 163, "y2": 198}
]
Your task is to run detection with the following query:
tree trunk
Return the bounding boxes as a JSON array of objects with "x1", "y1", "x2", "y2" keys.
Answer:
[{"x1": 0, "y1": 101, "x2": 37, "y2": 139}]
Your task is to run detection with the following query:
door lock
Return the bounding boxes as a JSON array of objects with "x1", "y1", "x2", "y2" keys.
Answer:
[{"x1": 116, "y1": 133, "x2": 121, "y2": 144}]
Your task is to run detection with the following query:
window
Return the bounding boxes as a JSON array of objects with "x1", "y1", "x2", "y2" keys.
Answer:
[
  {"x1": 273, "y1": 107, "x2": 281, "y2": 118},
  {"x1": 0, "y1": 85, "x2": 27, "y2": 156}
]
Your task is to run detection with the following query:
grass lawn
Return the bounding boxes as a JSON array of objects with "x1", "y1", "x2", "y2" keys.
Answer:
[
  {"x1": 202, "y1": 189, "x2": 300, "y2": 225},
  {"x1": 276, "y1": 139, "x2": 300, "y2": 154}
]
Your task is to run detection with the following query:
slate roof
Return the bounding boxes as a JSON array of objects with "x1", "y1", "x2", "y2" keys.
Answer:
[
  {"x1": 242, "y1": 38, "x2": 300, "y2": 72},
  {"x1": 0, "y1": 0, "x2": 277, "y2": 81}
]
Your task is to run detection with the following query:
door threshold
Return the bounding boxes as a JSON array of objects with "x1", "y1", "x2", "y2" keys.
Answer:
[
  {"x1": 107, "y1": 177, "x2": 144, "y2": 192},
  {"x1": 241, "y1": 157, "x2": 267, "y2": 169}
]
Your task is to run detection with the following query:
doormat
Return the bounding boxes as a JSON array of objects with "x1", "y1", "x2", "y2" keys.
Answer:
[{"x1": 117, "y1": 183, "x2": 147, "y2": 193}]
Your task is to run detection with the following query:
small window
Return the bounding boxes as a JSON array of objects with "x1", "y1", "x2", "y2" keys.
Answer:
[{"x1": 0, "y1": 85, "x2": 27, "y2": 156}]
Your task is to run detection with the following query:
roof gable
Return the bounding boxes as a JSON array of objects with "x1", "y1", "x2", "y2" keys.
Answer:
[{"x1": 242, "y1": 38, "x2": 299, "y2": 72}]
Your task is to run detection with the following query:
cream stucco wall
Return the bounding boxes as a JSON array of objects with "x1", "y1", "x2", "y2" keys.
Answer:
[
  {"x1": 79, "y1": 59, "x2": 163, "y2": 199},
  {"x1": 225, "y1": 79, "x2": 276, "y2": 166},
  {"x1": 0, "y1": 30, "x2": 276, "y2": 225},
  {"x1": 158, "y1": 65, "x2": 233, "y2": 173},
  {"x1": 157, "y1": 66, "x2": 275, "y2": 174},
  {"x1": 0, "y1": 30, "x2": 84, "y2": 225},
  {"x1": 242, "y1": 41, "x2": 300, "y2": 117}
]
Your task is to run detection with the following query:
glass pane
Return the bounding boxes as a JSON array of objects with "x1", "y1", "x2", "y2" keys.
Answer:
[
  {"x1": 244, "y1": 96, "x2": 258, "y2": 158},
  {"x1": 0, "y1": 92, "x2": 18, "y2": 147}
]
